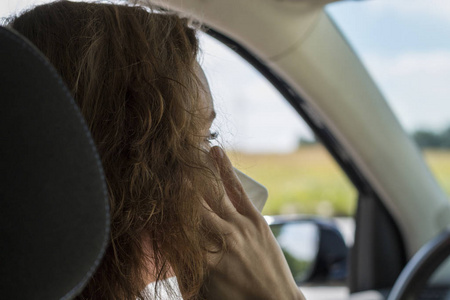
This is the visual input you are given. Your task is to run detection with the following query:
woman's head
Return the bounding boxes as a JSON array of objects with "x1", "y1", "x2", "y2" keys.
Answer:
[{"x1": 8, "y1": 1, "x2": 222, "y2": 299}]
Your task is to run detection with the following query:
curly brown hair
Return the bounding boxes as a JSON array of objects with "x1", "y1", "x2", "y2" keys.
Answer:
[{"x1": 9, "y1": 1, "x2": 225, "y2": 299}]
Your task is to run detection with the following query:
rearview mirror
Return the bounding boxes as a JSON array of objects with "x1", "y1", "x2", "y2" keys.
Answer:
[{"x1": 267, "y1": 216, "x2": 348, "y2": 285}]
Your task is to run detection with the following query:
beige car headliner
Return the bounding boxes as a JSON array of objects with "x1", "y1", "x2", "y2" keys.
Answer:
[{"x1": 140, "y1": 0, "x2": 450, "y2": 266}]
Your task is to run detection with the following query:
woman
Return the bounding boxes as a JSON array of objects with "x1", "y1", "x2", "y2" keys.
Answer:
[{"x1": 8, "y1": 1, "x2": 305, "y2": 299}]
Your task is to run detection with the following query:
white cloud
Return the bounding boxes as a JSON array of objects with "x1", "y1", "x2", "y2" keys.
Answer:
[
  {"x1": 365, "y1": 51, "x2": 450, "y2": 77},
  {"x1": 364, "y1": 0, "x2": 450, "y2": 22},
  {"x1": 361, "y1": 51, "x2": 450, "y2": 132}
]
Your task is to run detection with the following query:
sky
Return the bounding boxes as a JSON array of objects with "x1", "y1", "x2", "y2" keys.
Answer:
[
  {"x1": 199, "y1": 35, "x2": 312, "y2": 153},
  {"x1": 202, "y1": 0, "x2": 450, "y2": 152},
  {"x1": 2, "y1": 0, "x2": 449, "y2": 152},
  {"x1": 327, "y1": 0, "x2": 450, "y2": 133}
]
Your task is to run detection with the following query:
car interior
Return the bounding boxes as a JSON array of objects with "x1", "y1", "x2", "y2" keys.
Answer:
[{"x1": 1, "y1": 0, "x2": 450, "y2": 299}]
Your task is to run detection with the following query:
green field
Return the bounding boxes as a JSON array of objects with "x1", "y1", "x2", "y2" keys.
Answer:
[
  {"x1": 423, "y1": 150, "x2": 450, "y2": 196},
  {"x1": 229, "y1": 146, "x2": 450, "y2": 217}
]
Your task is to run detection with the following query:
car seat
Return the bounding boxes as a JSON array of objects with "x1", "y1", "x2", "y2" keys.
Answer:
[{"x1": 0, "y1": 26, "x2": 110, "y2": 299}]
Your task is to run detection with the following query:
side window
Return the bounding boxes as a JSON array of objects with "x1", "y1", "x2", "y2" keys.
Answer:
[
  {"x1": 199, "y1": 34, "x2": 356, "y2": 297},
  {"x1": 199, "y1": 33, "x2": 357, "y2": 220}
]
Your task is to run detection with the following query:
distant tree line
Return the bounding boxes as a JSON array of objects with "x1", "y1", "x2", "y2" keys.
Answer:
[
  {"x1": 298, "y1": 128, "x2": 450, "y2": 149},
  {"x1": 298, "y1": 137, "x2": 318, "y2": 147},
  {"x1": 413, "y1": 127, "x2": 450, "y2": 149},
  {"x1": 298, "y1": 128, "x2": 450, "y2": 150}
]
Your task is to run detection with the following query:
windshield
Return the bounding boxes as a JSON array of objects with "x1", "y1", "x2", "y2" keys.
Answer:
[{"x1": 327, "y1": 0, "x2": 450, "y2": 198}]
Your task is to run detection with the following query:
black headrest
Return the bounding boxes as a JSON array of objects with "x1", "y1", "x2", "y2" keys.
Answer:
[{"x1": 0, "y1": 26, "x2": 110, "y2": 299}]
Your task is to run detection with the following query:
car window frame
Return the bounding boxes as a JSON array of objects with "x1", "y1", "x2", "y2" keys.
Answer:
[{"x1": 204, "y1": 27, "x2": 407, "y2": 293}]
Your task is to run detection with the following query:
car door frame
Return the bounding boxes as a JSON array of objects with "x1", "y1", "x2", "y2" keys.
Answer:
[{"x1": 205, "y1": 27, "x2": 407, "y2": 294}]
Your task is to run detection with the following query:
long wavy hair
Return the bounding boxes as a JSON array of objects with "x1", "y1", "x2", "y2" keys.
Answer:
[{"x1": 8, "y1": 1, "x2": 224, "y2": 299}]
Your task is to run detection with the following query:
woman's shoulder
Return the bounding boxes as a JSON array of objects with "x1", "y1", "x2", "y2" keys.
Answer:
[{"x1": 142, "y1": 277, "x2": 183, "y2": 300}]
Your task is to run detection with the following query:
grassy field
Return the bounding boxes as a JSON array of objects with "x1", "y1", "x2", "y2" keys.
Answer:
[
  {"x1": 423, "y1": 150, "x2": 450, "y2": 195},
  {"x1": 228, "y1": 146, "x2": 450, "y2": 217}
]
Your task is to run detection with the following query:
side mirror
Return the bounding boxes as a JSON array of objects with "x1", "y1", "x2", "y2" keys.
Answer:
[{"x1": 267, "y1": 216, "x2": 348, "y2": 285}]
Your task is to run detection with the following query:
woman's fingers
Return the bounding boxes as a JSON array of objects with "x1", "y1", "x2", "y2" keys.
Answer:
[
  {"x1": 210, "y1": 146, "x2": 258, "y2": 218},
  {"x1": 200, "y1": 196, "x2": 224, "y2": 225},
  {"x1": 201, "y1": 147, "x2": 239, "y2": 220}
]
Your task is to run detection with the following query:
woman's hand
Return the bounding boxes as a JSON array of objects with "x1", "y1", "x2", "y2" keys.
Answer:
[{"x1": 201, "y1": 146, "x2": 306, "y2": 300}]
